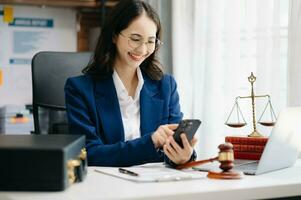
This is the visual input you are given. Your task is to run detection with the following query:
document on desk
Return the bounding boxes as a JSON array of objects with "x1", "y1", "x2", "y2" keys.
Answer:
[{"x1": 95, "y1": 163, "x2": 206, "y2": 182}]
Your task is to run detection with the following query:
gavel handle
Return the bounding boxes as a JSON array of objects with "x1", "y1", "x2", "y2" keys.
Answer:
[{"x1": 176, "y1": 156, "x2": 219, "y2": 170}]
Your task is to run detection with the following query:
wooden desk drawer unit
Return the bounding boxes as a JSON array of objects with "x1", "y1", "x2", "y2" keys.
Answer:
[{"x1": 0, "y1": 134, "x2": 87, "y2": 191}]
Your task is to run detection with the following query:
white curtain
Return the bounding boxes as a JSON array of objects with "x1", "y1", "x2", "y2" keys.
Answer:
[
  {"x1": 287, "y1": 0, "x2": 301, "y2": 158},
  {"x1": 172, "y1": 0, "x2": 289, "y2": 159},
  {"x1": 288, "y1": 0, "x2": 301, "y2": 106}
]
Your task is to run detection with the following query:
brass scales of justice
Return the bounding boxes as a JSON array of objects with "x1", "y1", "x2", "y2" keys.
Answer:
[
  {"x1": 176, "y1": 72, "x2": 278, "y2": 179},
  {"x1": 225, "y1": 72, "x2": 277, "y2": 137}
]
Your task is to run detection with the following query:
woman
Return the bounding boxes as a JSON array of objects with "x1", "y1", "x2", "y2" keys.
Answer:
[{"x1": 65, "y1": 0, "x2": 197, "y2": 167}]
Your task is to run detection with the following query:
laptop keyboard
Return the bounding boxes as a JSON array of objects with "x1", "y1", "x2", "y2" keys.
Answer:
[
  {"x1": 234, "y1": 159, "x2": 257, "y2": 166},
  {"x1": 193, "y1": 160, "x2": 260, "y2": 175},
  {"x1": 234, "y1": 161, "x2": 259, "y2": 175}
]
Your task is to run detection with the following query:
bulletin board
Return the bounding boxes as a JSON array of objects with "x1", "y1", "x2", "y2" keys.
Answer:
[{"x1": 0, "y1": 5, "x2": 77, "y2": 106}]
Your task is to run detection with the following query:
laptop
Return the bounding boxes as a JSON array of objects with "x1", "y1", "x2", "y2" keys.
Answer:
[
  {"x1": 196, "y1": 107, "x2": 301, "y2": 175},
  {"x1": 234, "y1": 107, "x2": 301, "y2": 175}
]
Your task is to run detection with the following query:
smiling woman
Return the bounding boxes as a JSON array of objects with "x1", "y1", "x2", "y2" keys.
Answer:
[
  {"x1": 112, "y1": 12, "x2": 159, "y2": 80},
  {"x1": 82, "y1": 0, "x2": 163, "y2": 81},
  {"x1": 64, "y1": 0, "x2": 197, "y2": 167}
]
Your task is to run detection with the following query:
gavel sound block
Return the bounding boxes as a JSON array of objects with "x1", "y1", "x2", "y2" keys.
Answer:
[{"x1": 177, "y1": 143, "x2": 243, "y2": 179}]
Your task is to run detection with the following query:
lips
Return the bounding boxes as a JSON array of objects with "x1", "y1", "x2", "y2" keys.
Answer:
[{"x1": 128, "y1": 52, "x2": 146, "y2": 61}]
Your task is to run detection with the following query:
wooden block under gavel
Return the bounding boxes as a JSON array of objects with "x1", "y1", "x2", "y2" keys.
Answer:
[{"x1": 176, "y1": 143, "x2": 243, "y2": 179}]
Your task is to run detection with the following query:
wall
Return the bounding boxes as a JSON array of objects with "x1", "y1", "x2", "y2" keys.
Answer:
[{"x1": 0, "y1": 5, "x2": 76, "y2": 106}]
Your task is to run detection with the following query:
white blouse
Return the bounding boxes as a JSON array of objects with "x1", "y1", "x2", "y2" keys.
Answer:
[{"x1": 112, "y1": 67, "x2": 144, "y2": 141}]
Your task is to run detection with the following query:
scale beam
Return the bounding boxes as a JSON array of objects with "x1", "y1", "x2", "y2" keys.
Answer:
[
  {"x1": 238, "y1": 95, "x2": 270, "y2": 99},
  {"x1": 225, "y1": 72, "x2": 277, "y2": 137}
]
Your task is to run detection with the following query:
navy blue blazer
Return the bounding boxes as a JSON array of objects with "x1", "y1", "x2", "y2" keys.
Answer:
[{"x1": 64, "y1": 72, "x2": 183, "y2": 167}]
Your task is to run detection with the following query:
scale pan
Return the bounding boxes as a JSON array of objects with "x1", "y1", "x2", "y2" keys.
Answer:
[
  {"x1": 226, "y1": 123, "x2": 246, "y2": 128},
  {"x1": 258, "y1": 122, "x2": 275, "y2": 126}
]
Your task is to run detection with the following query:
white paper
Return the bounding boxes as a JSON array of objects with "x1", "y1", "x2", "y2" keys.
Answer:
[{"x1": 95, "y1": 163, "x2": 206, "y2": 182}]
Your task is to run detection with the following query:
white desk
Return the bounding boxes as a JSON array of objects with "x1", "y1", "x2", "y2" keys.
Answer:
[{"x1": 1, "y1": 160, "x2": 301, "y2": 200}]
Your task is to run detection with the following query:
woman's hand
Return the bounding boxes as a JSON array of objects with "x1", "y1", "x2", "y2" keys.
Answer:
[
  {"x1": 163, "y1": 134, "x2": 197, "y2": 165},
  {"x1": 151, "y1": 124, "x2": 178, "y2": 149}
]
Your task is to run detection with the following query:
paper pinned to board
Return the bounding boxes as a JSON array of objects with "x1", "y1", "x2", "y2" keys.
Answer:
[
  {"x1": 3, "y1": 6, "x2": 13, "y2": 23},
  {"x1": 95, "y1": 163, "x2": 206, "y2": 183},
  {"x1": 0, "y1": 69, "x2": 3, "y2": 86},
  {"x1": 0, "y1": 5, "x2": 76, "y2": 105}
]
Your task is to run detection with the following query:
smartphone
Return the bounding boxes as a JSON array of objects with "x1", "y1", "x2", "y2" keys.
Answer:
[{"x1": 173, "y1": 119, "x2": 201, "y2": 148}]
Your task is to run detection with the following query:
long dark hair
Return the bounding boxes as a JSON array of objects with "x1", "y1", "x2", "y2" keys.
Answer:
[{"x1": 83, "y1": 0, "x2": 163, "y2": 80}]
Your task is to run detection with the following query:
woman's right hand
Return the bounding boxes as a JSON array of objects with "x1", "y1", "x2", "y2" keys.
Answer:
[{"x1": 151, "y1": 124, "x2": 178, "y2": 149}]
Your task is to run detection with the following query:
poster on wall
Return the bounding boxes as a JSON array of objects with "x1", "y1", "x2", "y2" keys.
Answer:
[{"x1": 0, "y1": 5, "x2": 77, "y2": 106}]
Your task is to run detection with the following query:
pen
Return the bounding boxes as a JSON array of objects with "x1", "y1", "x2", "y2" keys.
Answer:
[{"x1": 118, "y1": 168, "x2": 139, "y2": 177}]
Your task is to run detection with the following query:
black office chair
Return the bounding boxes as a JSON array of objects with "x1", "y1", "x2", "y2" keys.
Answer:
[{"x1": 31, "y1": 51, "x2": 91, "y2": 134}]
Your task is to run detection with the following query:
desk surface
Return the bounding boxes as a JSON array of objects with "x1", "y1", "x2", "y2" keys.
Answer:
[{"x1": 1, "y1": 160, "x2": 301, "y2": 200}]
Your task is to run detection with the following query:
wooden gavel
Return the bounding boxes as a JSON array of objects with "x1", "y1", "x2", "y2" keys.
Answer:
[{"x1": 176, "y1": 143, "x2": 242, "y2": 179}]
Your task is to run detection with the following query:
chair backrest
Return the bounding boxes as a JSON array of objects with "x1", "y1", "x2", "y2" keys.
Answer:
[{"x1": 31, "y1": 51, "x2": 91, "y2": 134}]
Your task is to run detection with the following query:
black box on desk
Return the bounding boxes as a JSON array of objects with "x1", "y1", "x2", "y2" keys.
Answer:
[{"x1": 0, "y1": 134, "x2": 87, "y2": 191}]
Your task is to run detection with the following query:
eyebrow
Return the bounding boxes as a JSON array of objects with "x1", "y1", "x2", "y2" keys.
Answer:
[{"x1": 130, "y1": 33, "x2": 156, "y2": 39}]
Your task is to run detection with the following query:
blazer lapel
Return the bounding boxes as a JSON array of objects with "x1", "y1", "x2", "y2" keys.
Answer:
[
  {"x1": 94, "y1": 77, "x2": 124, "y2": 143},
  {"x1": 140, "y1": 76, "x2": 164, "y2": 136}
]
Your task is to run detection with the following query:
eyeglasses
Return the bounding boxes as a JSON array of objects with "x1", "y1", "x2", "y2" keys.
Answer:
[{"x1": 119, "y1": 32, "x2": 163, "y2": 51}]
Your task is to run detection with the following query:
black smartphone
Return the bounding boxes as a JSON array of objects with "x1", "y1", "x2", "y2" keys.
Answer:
[{"x1": 173, "y1": 119, "x2": 201, "y2": 148}]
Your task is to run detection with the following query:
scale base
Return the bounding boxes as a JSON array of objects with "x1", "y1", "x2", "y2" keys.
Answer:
[{"x1": 248, "y1": 130, "x2": 263, "y2": 137}]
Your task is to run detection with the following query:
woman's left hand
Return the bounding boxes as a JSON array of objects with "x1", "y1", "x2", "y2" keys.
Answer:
[{"x1": 163, "y1": 134, "x2": 197, "y2": 165}]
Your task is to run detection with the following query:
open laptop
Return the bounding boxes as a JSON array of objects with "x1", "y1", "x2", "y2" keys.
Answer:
[
  {"x1": 196, "y1": 107, "x2": 301, "y2": 175},
  {"x1": 233, "y1": 107, "x2": 301, "y2": 175}
]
